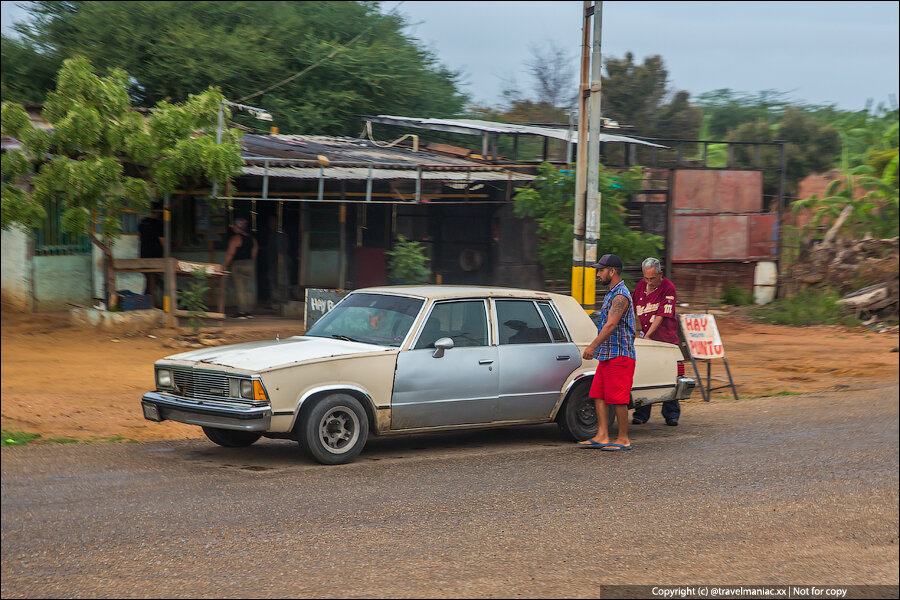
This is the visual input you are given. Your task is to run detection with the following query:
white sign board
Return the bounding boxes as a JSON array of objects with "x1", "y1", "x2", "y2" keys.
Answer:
[{"x1": 679, "y1": 314, "x2": 726, "y2": 359}]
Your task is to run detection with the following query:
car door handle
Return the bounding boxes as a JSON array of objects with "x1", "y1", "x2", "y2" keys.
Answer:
[
  {"x1": 556, "y1": 355, "x2": 571, "y2": 361},
  {"x1": 478, "y1": 359, "x2": 494, "y2": 365}
]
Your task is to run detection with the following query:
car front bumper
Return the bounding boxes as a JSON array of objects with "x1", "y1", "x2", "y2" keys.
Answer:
[{"x1": 141, "y1": 391, "x2": 272, "y2": 432}]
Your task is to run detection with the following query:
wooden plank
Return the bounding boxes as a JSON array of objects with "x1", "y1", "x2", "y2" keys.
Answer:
[{"x1": 174, "y1": 309, "x2": 226, "y2": 320}]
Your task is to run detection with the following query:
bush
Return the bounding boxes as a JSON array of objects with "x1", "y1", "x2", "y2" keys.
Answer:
[
  {"x1": 386, "y1": 235, "x2": 431, "y2": 284},
  {"x1": 721, "y1": 283, "x2": 756, "y2": 306},
  {"x1": 752, "y1": 288, "x2": 859, "y2": 326},
  {"x1": 178, "y1": 269, "x2": 210, "y2": 332}
]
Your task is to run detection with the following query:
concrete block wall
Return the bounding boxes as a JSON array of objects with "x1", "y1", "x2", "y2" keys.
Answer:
[{"x1": 1, "y1": 227, "x2": 33, "y2": 312}]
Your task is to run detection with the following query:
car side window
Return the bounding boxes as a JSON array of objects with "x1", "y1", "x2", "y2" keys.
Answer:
[
  {"x1": 496, "y1": 300, "x2": 552, "y2": 345},
  {"x1": 414, "y1": 301, "x2": 489, "y2": 349},
  {"x1": 537, "y1": 301, "x2": 568, "y2": 343}
]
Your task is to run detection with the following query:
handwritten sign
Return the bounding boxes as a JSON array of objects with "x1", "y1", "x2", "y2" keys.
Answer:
[
  {"x1": 305, "y1": 288, "x2": 349, "y2": 329},
  {"x1": 679, "y1": 314, "x2": 725, "y2": 359}
]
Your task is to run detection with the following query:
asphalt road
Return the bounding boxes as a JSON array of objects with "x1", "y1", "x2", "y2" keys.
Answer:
[{"x1": 2, "y1": 384, "x2": 898, "y2": 598}]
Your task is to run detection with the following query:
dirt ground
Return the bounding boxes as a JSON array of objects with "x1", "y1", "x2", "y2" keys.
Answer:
[{"x1": 1, "y1": 306, "x2": 898, "y2": 443}]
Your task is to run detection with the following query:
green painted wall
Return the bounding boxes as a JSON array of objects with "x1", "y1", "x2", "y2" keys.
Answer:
[{"x1": 33, "y1": 255, "x2": 93, "y2": 311}]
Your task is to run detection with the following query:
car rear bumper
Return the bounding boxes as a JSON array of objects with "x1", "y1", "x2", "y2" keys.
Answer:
[
  {"x1": 675, "y1": 376, "x2": 696, "y2": 400},
  {"x1": 141, "y1": 391, "x2": 272, "y2": 432}
]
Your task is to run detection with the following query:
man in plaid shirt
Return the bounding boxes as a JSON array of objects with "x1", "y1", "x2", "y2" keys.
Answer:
[{"x1": 578, "y1": 254, "x2": 637, "y2": 451}]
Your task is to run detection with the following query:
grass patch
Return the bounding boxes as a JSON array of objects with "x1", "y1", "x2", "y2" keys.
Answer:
[
  {"x1": 746, "y1": 391, "x2": 803, "y2": 399},
  {"x1": 1, "y1": 430, "x2": 41, "y2": 447},
  {"x1": 720, "y1": 283, "x2": 755, "y2": 306},
  {"x1": 1, "y1": 431, "x2": 137, "y2": 447},
  {"x1": 752, "y1": 288, "x2": 859, "y2": 327}
]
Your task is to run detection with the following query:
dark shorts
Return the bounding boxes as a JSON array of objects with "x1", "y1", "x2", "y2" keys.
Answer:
[{"x1": 589, "y1": 356, "x2": 636, "y2": 405}]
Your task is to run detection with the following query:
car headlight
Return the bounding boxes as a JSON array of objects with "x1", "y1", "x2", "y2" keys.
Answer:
[
  {"x1": 240, "y1": 379, "x2": 254, "y2": 399},
  {"x1": 156, "y1": 369, "x2": 173, "y2": 389}
]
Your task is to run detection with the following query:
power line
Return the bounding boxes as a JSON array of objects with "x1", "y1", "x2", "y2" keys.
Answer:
[{"x1": 237, "y1": 1, "x2": 406, "y2": 103}]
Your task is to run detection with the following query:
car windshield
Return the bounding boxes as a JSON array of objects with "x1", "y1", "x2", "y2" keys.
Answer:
[{"x1": 305, "y1": 293, "x2": 424, "y2": 347}]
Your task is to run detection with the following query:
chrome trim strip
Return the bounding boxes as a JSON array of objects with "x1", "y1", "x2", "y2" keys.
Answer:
[
  {"x1": 632, "y1": 384, "x2": 677, "y2": 391},
  {"x1": 409, "y1": 298, "x2": 491, "y2": 350},
  {"x1": 550, "y1": 370, "x2": 595, "y2": 420},
  {"x1": 383, "y1": 417, "x2": 551, "y2": 435},
  {"x1": 287, "y1": 385, "x2": 381, "y2": 431}
]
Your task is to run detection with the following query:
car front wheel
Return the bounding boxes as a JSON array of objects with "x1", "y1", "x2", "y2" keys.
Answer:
[
  {"x1": 557, "y1": 384, "x2": 599, "y2": 441},
  {"x1": 298, "y1": 393, "x2": 369, "y2": 465},
  {"x1": 202, "y1": 426, "x2": 263, "y2": 447}
]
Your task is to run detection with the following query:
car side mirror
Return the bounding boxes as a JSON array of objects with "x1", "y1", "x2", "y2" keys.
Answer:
[{"x1": 432, "y1": 337, "x2": 454, "y2": 358}]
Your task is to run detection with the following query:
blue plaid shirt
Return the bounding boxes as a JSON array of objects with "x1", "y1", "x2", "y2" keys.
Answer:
[{"x1": 594, "y1": 280, "x2": 636, "y2": 361}]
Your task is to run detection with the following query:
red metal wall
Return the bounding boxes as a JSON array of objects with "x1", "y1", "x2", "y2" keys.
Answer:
[{"x1": 670, "y1": 169, "x2": 777, "y2": 262}]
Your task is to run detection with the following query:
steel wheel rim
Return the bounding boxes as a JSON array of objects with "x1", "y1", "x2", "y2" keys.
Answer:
[
  {"x1": 319, "y1": 406, "x2": 360, "y2": 454},
  {"x1": 576, "y1": 397, "x2": 596, "y2": 427}
]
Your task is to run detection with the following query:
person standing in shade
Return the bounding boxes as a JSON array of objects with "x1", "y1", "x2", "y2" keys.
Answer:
[
  {"x1": 138, "y1": 203, "x2": 165, "y2": 308},
  {"x1": 223, "y1": 217, "x2": 258, "y2": 319},
  {"x1": 578, "y1": 254, "x2": 637, "y2": 451},
  {"x1": 631, "y1": 257, "x2": 681, "y2": 426}
]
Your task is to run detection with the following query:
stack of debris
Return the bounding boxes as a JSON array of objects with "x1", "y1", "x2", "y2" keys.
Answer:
[{"x1": 792, "y1": 234, "x2": 898, "y2": 320}]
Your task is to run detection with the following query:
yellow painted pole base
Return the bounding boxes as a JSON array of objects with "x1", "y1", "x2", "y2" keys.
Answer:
[{"x1": 571, "y1": 266, "x2": 596, "y2": 310}]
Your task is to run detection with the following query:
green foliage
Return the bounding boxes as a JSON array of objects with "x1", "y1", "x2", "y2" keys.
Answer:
[
  {"x1": 1, "y1": 430, "x2": 41, "y2": 447},
  {"x1": 178, "y1": 269, "x2": 210, "y2": 333},
  {"x1": 791, "y1": 164, "x2": 899, "y2": 239},
  {"x1": 3, "y1": 1, "x2": 468, "y2": 135},
  {"x1": 513, "y1": 163, "x2": 663, "y2": 280},
  {"x1": 1, "y1": 56, "x2": 242, "y2": 308},
  {"x1": 725, "y1": 107, "x2": 841, "y2": 199},
  {"x1": 752, "y1": 288, "x2": 858, "y2": 327},
  {"x1": 386, "y1": 235, "x2": 431, "y2": 284},
  {"x1": 720, "y1": 283, "x2": 755, "y2": 306},
  {"x1": 602, "y1": 53, "x2": 702, "y2": 139},
  {"x1": 0, "y1": 33, "x2": 58, "y2": 102},
  {"x1": 696, "y1": 89, "x2": 792, "y2": 139}
]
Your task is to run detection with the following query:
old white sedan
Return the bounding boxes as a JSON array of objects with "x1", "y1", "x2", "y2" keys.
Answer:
[{"x1": 142, "y1": 286, "x2": 694, "y2": 464}]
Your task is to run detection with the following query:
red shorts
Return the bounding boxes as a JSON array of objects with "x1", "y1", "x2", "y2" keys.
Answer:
[{"x1": 589, "y1": 356, "x2": 636, "y2": 404}]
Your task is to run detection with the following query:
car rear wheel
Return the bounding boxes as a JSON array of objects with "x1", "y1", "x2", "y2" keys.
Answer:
[
  {"x1": 298, "y1": 393, "x2": 369, "y2": 465},
  {"x1": 557, "y1": 384, "x2": 599, "y2": 441},
  {"x1": 202, "y1": 426, "x2": 263, "y2": 448}
]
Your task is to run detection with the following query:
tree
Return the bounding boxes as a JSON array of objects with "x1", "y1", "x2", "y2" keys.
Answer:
[
  {"x1": 694, "y1": 89, "x2": 792, "y2": 139},
  {"x1": 601, "y1": 52, "x2": 702, "y2": 140},
  {"x1": 726, "y1": 107, "x2": 841, "y2": 199},
  {"x1": 2, "y1": 1, "x2": 467, "y2": 135},
  {"x1": 513, "y1": 163, "x2": 662, "y2": 280},
  {"x1": 1, "y1": 56, "x2": 243, "y2": 308},
  {"x1": 0, "y1": 33, "x2": 58, "y2": 102}
]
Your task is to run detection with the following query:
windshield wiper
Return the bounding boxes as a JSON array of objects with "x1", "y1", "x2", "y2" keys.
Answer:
[{"x1": 331, "y1": 334, "x2": 362, "y2": 343}]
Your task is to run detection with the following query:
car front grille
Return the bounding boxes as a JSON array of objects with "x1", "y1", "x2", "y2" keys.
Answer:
[{"x1": 171, "y1": 368, "x2": 232, "y2": 401}]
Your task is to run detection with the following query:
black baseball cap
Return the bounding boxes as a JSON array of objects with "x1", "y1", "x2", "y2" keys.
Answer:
[{"x1": 591, "y1": 254, "x2": 623, "y2": 270}]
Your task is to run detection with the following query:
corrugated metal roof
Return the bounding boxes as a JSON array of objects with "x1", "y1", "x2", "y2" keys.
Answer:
[
  {"x1": 243, "y1": 133, "x2": 484, "y2": 166},
  {"x1": 362, "y1": 115, "x2": 669, "y2": 148},
  {"x1": 241, "y1": 164, "x2": 534, "y2": 182}
]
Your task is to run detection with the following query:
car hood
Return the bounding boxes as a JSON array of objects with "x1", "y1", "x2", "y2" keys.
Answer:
[{"x1": 162, "y1": 336, "x2": 390, "y2": 372}]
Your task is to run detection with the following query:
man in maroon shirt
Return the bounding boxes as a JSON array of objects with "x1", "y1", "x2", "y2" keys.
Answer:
[{"x1": 631, "y1": 257, "x2": 681, "y2": 426}]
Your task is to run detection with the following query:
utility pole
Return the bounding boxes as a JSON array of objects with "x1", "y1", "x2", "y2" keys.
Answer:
[
  {"x1": 584, "y1": 1, "x2": 603, "y2": 302},
  {"x1": 571, "y1": 1, "x2": 591, "y2": 306},
  {"x1": 572, "y1": 1, "x2": 603, "y2": 310}
]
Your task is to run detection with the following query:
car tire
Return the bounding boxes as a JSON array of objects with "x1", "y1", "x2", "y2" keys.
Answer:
[
  {"x1": 557, "y1": 383, "x2": 598, "y2": 441},
  {"x1": 298, "y1": 393, "x2": 369, "y2": 465},
  {"x1": 202, "y1": 426, "x2": 263, "y2": 448}
]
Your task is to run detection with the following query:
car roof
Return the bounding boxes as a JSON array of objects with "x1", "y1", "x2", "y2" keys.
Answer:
[{"x1": 354, "y1": 285, "x2": 563, "y2": 301}]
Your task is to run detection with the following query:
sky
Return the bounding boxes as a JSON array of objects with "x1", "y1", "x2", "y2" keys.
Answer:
[{"x1": 3, "y1": 1, "x2": 899, "y2": 112}]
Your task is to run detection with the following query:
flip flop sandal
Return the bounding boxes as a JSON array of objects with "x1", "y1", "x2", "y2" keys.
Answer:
[{"x1": 601, "y1": 443, "x2": 632, "y2": 451}]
